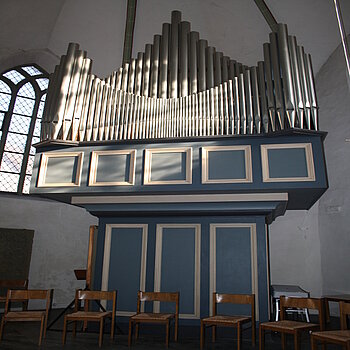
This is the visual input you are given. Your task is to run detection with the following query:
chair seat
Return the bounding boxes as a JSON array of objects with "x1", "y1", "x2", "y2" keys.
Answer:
[
  {"x1": 312, "y1": 330, "x2": 350, "y2": 342},
  {"x1": 5, "y1": 311, "x2": 45, "y2": 321},
  {"x1": 131, "y1": 312, "x2": 174, "y2": 322},
  {"x1": 66, "y1": 311, "x2": 112, "y2": 320},
  {"x1": 261, "y1": 320, "x2": 319, "y2": 332},
  {"x1": 202, "y1": 315, "x2": 251, "y2": 325}
]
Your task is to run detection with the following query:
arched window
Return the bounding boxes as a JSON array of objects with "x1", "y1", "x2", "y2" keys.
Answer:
[{"x1": 0, "y1": 65, "x2": 49, "y2": 194}]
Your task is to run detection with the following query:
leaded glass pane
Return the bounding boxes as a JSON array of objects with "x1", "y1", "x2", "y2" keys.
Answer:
[
  {"x1": 36, "y1": 78, "x2": 49, "y2": 91},
  {"x1": 5, "y1": 132, "x2": 27, "y2": 153},
  {"x1": 33, "y1": 117, "x2": 41, "y2": 137},
  {"x1": 26, "y1": 155, "x2": 35, "y2": 175},
  {"x1": 22, "y1": 66, "x2": 42, "y2": 76},
  {"x1": 9, "y1": 114, "x2": 31, "y2": 134},
  {"x1": 23, "y1": 175, "x2": 31, "y2": 194},
  {"x1": 37, "y1": 100, "x2": 45, "y2": 119},
  {"x1": 17, "y1": 83, "x2": 35, "y2": 98},
  {"x1": 3, "y1": 70, "x2": 25, "y2": 85},
  {"x1": 41, "y1": 93, "x2": 47, "y2": 102},
  {"x1": 0, "y1": 93, "x2": 11, "y2": 111},
  {"x1": 0, "y1": 172, "x2": 19, "y2": 192},
  {"x1": 13, "y1": 96, "x2": 35, "y2": 116},
  {"x1": 0, "y1": 152, "x2": 23, "y2": 173},
  {"x1": 0, "y1": 80, "x2": 11, "y2": 94},
  {"x1": 0, "y1": 112, "x2": 4, "y2": 129},
  {"x1": 30, "y1": 136, "x2": 40, "y2": 155}
]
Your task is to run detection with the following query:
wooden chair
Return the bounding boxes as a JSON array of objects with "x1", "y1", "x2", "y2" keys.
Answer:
[
  {"x1": 0, "y1": 289, "x2": 53, "y2": 346},
  {"x1": 62, "y1": 289, "x2": 117, "y2": 348},
  {"x1": 311, "y1": 301, "x2": 350, "y2": 349},
  {"x1": 128, "y1": 291, "x2": 179, "y2": 347},
  {"x1": 200, "y1": 293, "x2": 256, "y2": 350},
  {"x1": 0, "y1": 279, "x2": 29, "y2": 310},
  {"x1": 259, "y1": 296, "x2": 325, "y2": 350}
]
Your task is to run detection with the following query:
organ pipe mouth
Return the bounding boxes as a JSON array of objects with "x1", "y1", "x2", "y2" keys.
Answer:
[{"x1": 41, "y1": 11, "x2": 319, "y2": 142}]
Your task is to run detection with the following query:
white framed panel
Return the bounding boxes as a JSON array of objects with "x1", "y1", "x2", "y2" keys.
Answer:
[
  {"x1": 101, "y1": 224, "x2": 148, "y2": 316},
  {"x1": 88, "y1": 149, "x2": 136, "y2": 186},
  {"x1": 261, "y1": 143, "x2": 315, "y2": 182},
  {"x1": 209, "y1": 223, "x2": 259, "y2": 319},
  {"x1": 202, "y1": 145, "x2": 253, "y2": 183},
  {"x1": 144, "y1": 147, "x2": 192, "y2": 185},
  {"x1": 154, "y1": 224, "x2": 201, "y2": 319},
  {"x1": 37, "y1": 151, "x2": 83, "y2": 187}
]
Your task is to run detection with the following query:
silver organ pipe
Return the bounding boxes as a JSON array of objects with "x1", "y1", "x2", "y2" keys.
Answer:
[{"x1": 42, "y1": 11, "x2": 320, "y2": 143}]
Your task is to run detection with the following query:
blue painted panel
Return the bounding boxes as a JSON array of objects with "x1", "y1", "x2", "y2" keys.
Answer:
[
  {"x1": 108, "y1": 227, "x2": 143, "y2": 312},
  {"x1": 160, "y1": 227, "x2": 196, "y2": 314},
  {"x1": 95, "y1": 153, "x2": 130, "y2": 183},
  {"x1": 208, "y1": 150, "x2": 246, "y2": 180},
  {"x1": 216, "y1": 226, "x2": 252, "y2": 315},
  {"x1": 150, "y1": 152, "x2": 187, "y2": 181},
  {"x1": 268, "y1": 148, "x2": 308, "y2": 178},
  {"x1": 45, "y1": 156, "x2": 78, "y2": 183}
]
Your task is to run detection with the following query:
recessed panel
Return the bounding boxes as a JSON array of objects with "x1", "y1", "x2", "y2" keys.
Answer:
[
  {"x1": 261, "y1": 143, "x2": 315, "y2": 182},
  {"x1": 154, "y1": 224, "x2": 200, "y2": 319},
  {"x1": 89, "y1": 150, "x2": 136, "y2": 186},
  {"x1": 202, "y1": 146, "x2": 252, "y2": 183},
  {"x1": 102, "y1": 224, "x2": 147, "y2": 316},
  {"x1": 144, "y1": 148, "x2": 192, "y2": 185},
  {"x1": 37, "y1": 152, "x2": 83, "y2": 187}
]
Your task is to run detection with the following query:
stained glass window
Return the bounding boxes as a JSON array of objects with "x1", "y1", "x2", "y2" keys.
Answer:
[{"x1": 0, "y1": 65, "x2": 49, "y2": 194}]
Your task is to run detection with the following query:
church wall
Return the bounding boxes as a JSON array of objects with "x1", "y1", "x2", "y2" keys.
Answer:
[
  {"x1": 0, "y1": 194, "x2": 97, "y2": 307},
  {"x1": 316, "y1": 37, "x2": 350, "y2": 313}
]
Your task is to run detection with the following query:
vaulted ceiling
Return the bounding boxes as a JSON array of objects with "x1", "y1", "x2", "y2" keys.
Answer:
[{"x1": 0, "y1": 0, "x2": 349, "y2": 77}]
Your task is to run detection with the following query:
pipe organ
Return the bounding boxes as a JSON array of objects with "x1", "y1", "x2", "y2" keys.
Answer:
[{"x1": 41, "y1": 11, "x2": 318, "y2": 143}]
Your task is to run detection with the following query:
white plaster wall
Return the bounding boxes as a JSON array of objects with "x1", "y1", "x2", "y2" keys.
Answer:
[
  {"x1": 316, "y1": 37, "x2": 350, "y2": 312},
  {"x1": 48, "y1": 0, "x2": 126, "y2": 78},
  {"x1": 0, "y1": 194, "x2": 97, "y2": 307},
  {"x1": 269, "y1": 206, "x2": 322, "y2": 298}
]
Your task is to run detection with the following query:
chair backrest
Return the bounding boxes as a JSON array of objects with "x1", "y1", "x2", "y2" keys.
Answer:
[
  {"x1": 280, "y1": 296, "x2": 325, "y2": 329},
  {"x1": 340, "y1": 301, "x2": 350, "y2": 330},
  {"x1": 4, "y1": 289, "x2": 53, "y2": 315},
  {"x1": 74, "y1": 289, "x2": 117, "y2": 313},
  {"x1": 0, "y1": 279, "x2": 28, "y2": 300},
  {"x1": 213, "y1": 293, "x2": 255, "y2": 319},
  {"x1": 137, "y1": 291, "x2": 179, "y2": 315}
]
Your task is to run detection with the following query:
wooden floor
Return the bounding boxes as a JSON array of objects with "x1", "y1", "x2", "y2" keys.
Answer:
[{"x1": 0, "y1": 310, "x2": 342, "y2": 349}]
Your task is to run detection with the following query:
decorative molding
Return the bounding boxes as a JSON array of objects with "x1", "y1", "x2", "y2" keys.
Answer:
[
  {"x1": 154, "y1": 223, "x2": 201, "y2": 319},
  {"x1": 261, "y1": 143, "x2": 315, "y2": 182},
  {"x1": 37, "y1": 151, "x2": 83, "y2": 187},
  {"x1": 88, "y1": 149, "x2": 136, "y2": 186},
  {"x1": 144, "y1": 147, "x2": 192, "y2": 185},
  {"x1": 71, "y1": 192, "x2": 288, "y2": 205},
  {"x1": 101, "y1": 224, "x2": 148, "y2": 316},
  {"x1": 209, "y1": 223, "x2": 259, "y2": 320},
  {"x1": 201, "y1": 145, "x2": 253, "y2": 184}
]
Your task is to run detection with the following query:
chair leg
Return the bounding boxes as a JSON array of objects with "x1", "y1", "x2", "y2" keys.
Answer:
[
  {"x1": 165, "y1": 321, "x2": 170, "y2": 348},
  {"x1": 200, "y1": 321, "x2": 205, "y2": 350},
  {"x1": 259, "y1": 326, "x2": 264, "y2": 350},
  {"x1": 311, "y1": 336, "x2": 317, "y2": 350},
  {"x1": 212, "y1": 325, "x2": 216, "y2": 343},
  {"x1": 281, "y1": 333, "x2": 287, "y2": 350},
  {"x1": 294, "y1": 332, "x2": 300, "y2": 350},
  {"x1": 39, "y1": 315, "x2": 44, "y2": 346},
  {"x1": 72, "y1": 319, "x2": 77, "y2": 337},
  {"x1": 237, "y1": 323, "x2": 241, "y2": 350},
  {"x1": 99, "y1": 319, "x2": 104, "y2": 347},
  {"x1": 252, "y1": 320, "x2": 256, "y2": 346},
  {"x1": 135, "y1": 324, "x2": 139, "y2": 339},
  {"x1": 174, "y1": 318, "x2": 178, "y2": 342},
  {"x1": 62, "y1": 316, "x2": 67, "y2": 345},
  {"x1": 110, "y1": 315, "x2": 115, "y2": 341},
  {"x1": 128, "y1": 319, "x2": 133, "y2": 347}
]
